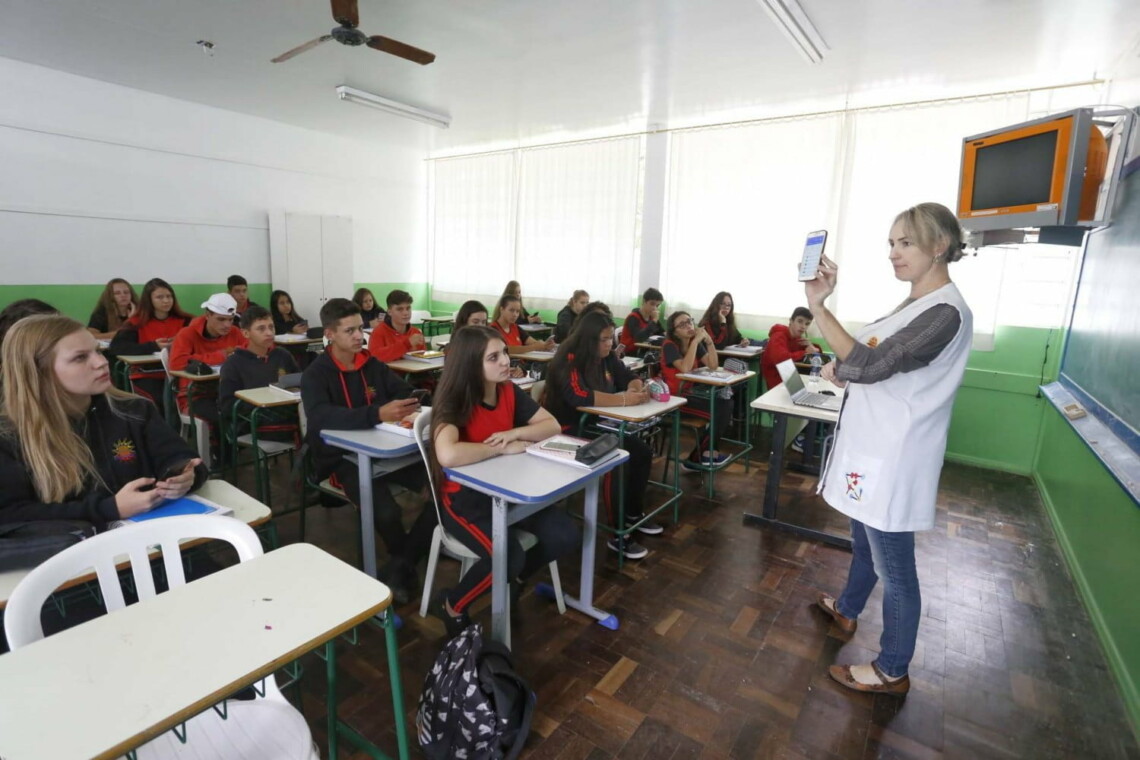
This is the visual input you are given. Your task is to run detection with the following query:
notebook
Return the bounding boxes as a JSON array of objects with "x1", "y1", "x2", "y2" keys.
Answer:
[
  {"x1": 113, "y1": 495, "x2": 232, "y2": 527},
  {"x1": 525, "y1": 434, "x2": 621, "y2": 470},
  {"x1": 776, "y1": 359, "x2": 841, "y2": 411}
]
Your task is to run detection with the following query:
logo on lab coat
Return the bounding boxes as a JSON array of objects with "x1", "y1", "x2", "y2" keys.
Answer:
[{"x1": 844, "y1": 471, "x2": 864, "y2": 502}]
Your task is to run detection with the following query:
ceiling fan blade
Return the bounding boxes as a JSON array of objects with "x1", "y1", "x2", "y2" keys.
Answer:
[
  {"x1": 330, "y1": 0, "x2": 359, "y2": 28},
  {"x1": 271, "y1": 35, "x2": 334, "y2": 63},
  {"x1": 366, "y1": 35, "x2": 436, "y2": 65}
]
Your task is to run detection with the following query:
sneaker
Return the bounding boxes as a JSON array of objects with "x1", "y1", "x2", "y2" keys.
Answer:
[
  {"x1": 790, "y1": 434, "x2": 805, "y2": 453},
  {"x1": 433, "y1": 589, "x2": 471, "y2": 639},
  {"x1": 625, "y1": 513, "x2": 664, "y2": 535},
  {"x1": 607, "y1": 537, "x2": 649, "y2": 560},
  {"x1": 681, "y1": 457, "x2": 704, "y2": 473}
]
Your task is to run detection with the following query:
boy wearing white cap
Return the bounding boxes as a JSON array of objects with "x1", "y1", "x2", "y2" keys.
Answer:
[{"x1": 169, "y1": 293, "x2": 248, "y2": 426}]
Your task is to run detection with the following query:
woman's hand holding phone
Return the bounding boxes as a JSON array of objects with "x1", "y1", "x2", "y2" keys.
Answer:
[
  {"x1": 115, "y1": 478, "x2": 164, "y2": 518},
  {"x1": 155, "y1": 458, "x2": 202, "y2": 500},
  {"x1": 804, "y1": 254, "x2": 838, "y2": 308}
]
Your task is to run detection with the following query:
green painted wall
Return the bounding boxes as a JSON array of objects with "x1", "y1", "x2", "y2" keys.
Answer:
[
  {"x1": 1034, "y1": 408, "x2": 1140, "y2": 732},
  {"x1": 0, "y1": 283, "x2": 272, "y2": 324}
]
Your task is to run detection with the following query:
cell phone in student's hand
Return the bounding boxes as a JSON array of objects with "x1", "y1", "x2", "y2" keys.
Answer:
[
  {"x1": 797, "y1": 229, "x2": 829, "y2": 282},
  {"x1": 410, "y1": 389, "x2": 430, "y2": 403},
  {"x1": 158, "y1": 458, "x2": 193, "y2": 481}
]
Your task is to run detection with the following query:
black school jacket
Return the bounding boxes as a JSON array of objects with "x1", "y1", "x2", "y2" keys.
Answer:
[
  {"x1": 218, "y1": 347, "x2": 299, "y2": 420},
  {"x1": 0, "y1": 396, "x2": 208, "y2": 529},
  {"x1": 301, "y1": 350, "x2": 413, "y2": 478}
]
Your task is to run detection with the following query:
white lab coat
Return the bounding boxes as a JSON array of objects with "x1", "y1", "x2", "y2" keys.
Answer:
[{"x1": 819, "y1": 283, "x2": 972, "y2": 532}]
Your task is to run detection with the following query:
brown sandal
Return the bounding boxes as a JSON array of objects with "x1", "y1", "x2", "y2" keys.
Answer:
[
  {"x1": 816, "y1": 594, "x2": 857, "y2": 635},
  {"x1": 828, "y1": 662, "x2": 910, "y2": 695}
]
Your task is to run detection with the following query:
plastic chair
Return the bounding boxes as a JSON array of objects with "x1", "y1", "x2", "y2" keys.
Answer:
[
  {"x1": 430, "y1": 333, "x2": 451, "y2": 350},
  {"x1": 4, "y1": 515, "x2": 318, "y2": 760},
  {"x1": 225, "y1": 401, "x2": 299, "y2": 507},
  {"x1": 411, "y1": 310, "x2": 432, "y2": 325},
  {"x1": 413, "y1": 410, "x2": 565, "y2": 628}
]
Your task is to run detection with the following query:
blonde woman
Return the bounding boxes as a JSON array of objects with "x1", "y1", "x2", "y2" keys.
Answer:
[{"x1": 0, "y1": 315, "x2": 205, "y2": 530}]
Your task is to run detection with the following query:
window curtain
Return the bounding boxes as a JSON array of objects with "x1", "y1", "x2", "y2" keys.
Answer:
[
  {"x1": 515, "y1": 137, "x2": 642, "y2": 307},
  {"x1": 660, "y1": 115, "x2": 846, "y2": 328},
  {"x1": 429, "y1": 152, "x2": 517, "y2": 302}
]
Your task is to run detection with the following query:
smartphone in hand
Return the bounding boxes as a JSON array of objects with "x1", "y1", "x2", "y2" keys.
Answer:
[
  {"x1": 158, "y1": 458, "x2": 193, "y2": 481},
  {"x1": 797, "y1": 230, "x2": 829, "y2": 282},
  {"x1": 410, "y1": 388, "x2": 430, "y2": 403}
]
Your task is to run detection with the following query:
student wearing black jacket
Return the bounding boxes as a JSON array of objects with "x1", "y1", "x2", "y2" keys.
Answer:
[
  {"x1": 218, "y1": 306, "x2": 299, "y2": 426},
  {"x1": 553, "y1": 290, "x2": 590, "y2": 343},
  {"x1": 0, "y1": 315, "x2": 206, "y2": 531},
  {"x1": 301, "y1": 298, "x2": 434, "y2": 603},
  {"x1": 269, "y1": 290, "x2": 308, "y2": 336}
]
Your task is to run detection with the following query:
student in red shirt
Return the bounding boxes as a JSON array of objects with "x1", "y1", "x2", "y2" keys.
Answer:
[
  {"x1": 109, "y1": 278, "x2": 193, "y2": 413},
  {"x1": 367, "y1": 290, "x2": 426, "y2": 363},
  {"x1": 491, "y1": 295, "x2": 554, "y2": 356},
  {"x1": 661, "y1": 310, "x2": 733, "y2": 470},
  {"x1": 169, "y1": 293, "x2": 248, "y2": 425},
  {"x1": 619, "y1": 288, "x2": 665, "y2": 354},
  {"x1": 429, "y1": 325, "x2": 578, "y2": 636},
  {"x1": 760, "y1": 306, "x2": 824, "y2": 389}
]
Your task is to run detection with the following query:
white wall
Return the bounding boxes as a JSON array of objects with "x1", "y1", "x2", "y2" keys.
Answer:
[{"x1": 0, "y1": 57, "x2": 428, "y2": 287}]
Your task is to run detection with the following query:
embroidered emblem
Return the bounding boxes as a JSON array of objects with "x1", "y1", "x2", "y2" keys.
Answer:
[
  {"x1": 277, "y1": 367, "x2": 287, "y2": 377},
  {"x1": 366, "y1": 385, "x2": 376, "y2": 397},
  {"x1": 867, "y1": 337, "x2": 879, "y2": 348},
  {"x1": 112, "y1": 439, "x2": 137, "y2": 463},
  {"x1": 845, "y1": 471, "x2": 864, "y2": 502}
]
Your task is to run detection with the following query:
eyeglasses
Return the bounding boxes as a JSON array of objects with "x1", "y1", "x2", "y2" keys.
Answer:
[
  {"x1": 675, "y1": 319, "x2": 694, "y2": 329},
  {"x1": 720, "y1": 302, "x2": 733, "y2": 309}
]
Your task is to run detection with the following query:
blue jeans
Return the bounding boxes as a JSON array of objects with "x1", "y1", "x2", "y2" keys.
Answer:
[{"x1": 835, "y1": 519, "x2": 920, "y2": 678}]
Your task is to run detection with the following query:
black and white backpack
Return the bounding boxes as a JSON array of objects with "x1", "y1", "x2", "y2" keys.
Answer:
[{"x1": 416, "y1": 624, "x2": 535, "y2": 760}]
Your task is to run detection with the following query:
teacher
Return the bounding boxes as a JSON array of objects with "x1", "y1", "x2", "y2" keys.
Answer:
[{"x1": 806, "y1": 202, "x2": 973, "y2": 695}]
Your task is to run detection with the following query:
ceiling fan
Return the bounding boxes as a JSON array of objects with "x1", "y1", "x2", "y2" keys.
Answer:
[{"x1": 272, "y1": 0, "x2": 435, "y2": 65}]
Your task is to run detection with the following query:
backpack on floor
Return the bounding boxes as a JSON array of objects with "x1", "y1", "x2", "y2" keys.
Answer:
[{"x1": 416, "y1": 623, "x2": 535, "y2": 760}]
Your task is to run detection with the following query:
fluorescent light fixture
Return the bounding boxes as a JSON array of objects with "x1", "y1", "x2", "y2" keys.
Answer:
[
  {"x1": 756, "y1": 0, "x2": 828, "y2": 65},
  {"x1": 335, "y1": 85, "x2": 451, "y2": 129}
]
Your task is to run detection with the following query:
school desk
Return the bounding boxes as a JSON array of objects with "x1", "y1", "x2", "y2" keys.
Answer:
[{"x1": 673, "y1": 370, "x2": 756, "y2": 499}]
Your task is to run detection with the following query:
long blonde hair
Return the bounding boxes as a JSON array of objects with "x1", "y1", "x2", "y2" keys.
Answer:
[{"x1": 0, "y1": 315, "x2": 134, "y2": 502}]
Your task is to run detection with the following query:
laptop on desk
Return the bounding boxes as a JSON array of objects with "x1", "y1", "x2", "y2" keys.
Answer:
[{"x1": 776, "y1": 360, "x2": 842, "y2": 411}]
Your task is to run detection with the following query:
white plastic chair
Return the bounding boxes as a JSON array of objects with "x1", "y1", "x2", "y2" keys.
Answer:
[
  {"x1": 4, "y1": 516, "x2": 318, "y2": 760},
  {"x1": 413, "y1": 410, "x2": 565, "y2": 628},
  {"x1": 411, "y1": 309, "x2": 432, "y2": 325},
  {"x1": 430, "y1": 333, "x2": 452, "y2": 350}
]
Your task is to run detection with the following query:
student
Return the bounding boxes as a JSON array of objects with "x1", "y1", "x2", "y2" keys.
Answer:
[
  {"x1": 227, "y1": 275, "x2": 258, "y2": 320},
  {"x1": 554, "y1": 290, "x2": 590, "y2": 343},
  {"x1": 760, "y1": 307, "x2": 824, "y2": 390},
  {"x1": 301, "y1": 298, "x2": 434, "y2": 603},
  {"x1": 545, "y1": 311, "x2": 662, "y2": 560},
  {"x1": 368, "y1": 290, "x2": 426, "y2": 363},
  {"x1": 169, "y1": 293, "x2": 248, "y2": 425},
  {"x1": 619, "y1": 288, "x2": 665, "y2": 354},
  {"x1": 429, "y1": 326, "x2": 579, "y2": 635},
  {"x1": 491, "y1": 295, "x2": 555, "y2": 356},
  {"x1": 454, "y1": 299, "x2": 489, "y2": 329},
  {"x1": 218, "y1": 306, "x2": 300, "y2": 423},
  {"x1": 0, "y1": 299, "x2": 58, "y2": 365},
  {"x1": 661, "y1": 311, "x2": 732, "y2": 470},
  {"x1": 353, "y1": 287, "x2": 384, "y2": 329},
  {"x1": 500, "y1": 280, "x2": 543, "y2": 324},
  {"x1": 109, "y1": 278, "x2": 193, "y2": 409},
  {"x1": 698, "y1": 291, "x2": 752, "y2": 350},
  {"x1": 269, "y1": 290, "x2": 308, "y2": 335},
  {"x1": 86, "y1": 279, "x2": 139, "y2": 340},
  {"x1": 0, "y1": 315, "x2": 206, "y2": 532}
]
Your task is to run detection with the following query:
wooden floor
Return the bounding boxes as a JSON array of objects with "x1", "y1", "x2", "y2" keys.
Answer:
[{"x1": 256, "y1": 430, "x2": 1140, "y2": 760}]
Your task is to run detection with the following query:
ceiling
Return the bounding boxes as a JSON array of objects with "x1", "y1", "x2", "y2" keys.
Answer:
[{"x1": 1, "y1": 0, "x2": 1137, "y2": 154}]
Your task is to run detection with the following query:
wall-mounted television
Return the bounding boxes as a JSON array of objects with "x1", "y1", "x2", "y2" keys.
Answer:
[{"x1": 958, "y1": 108, "x2": 1108, "y2": 232}]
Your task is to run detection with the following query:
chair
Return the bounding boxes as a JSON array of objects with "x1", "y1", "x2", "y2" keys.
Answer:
[
  {"x1": 430, "y1": 333, "x2": 451, "y2": 350},
  {"x1": 225, "y1": 401, "x2": 300, "y2": 508},
  {"x1": 412, "y1": 409, "x2": 565, "y2": 631},
  {"x1": 411, "y1": 309, "x2": 433, "y2": 325},
  {"x1": 4, "y1": 516, "x2": 318, "y2": 760},
  {"x1": 160, "y1": 347, "x2": 213, "y2": 469}
]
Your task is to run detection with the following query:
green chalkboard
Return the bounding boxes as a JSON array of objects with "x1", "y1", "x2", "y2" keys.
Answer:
[{"x1": 1060, "y1": 162, "x2": 1140, "y2": 453}]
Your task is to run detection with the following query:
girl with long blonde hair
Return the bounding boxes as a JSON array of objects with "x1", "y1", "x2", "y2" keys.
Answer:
[{"x1": 0, "y1": 315, "x2": 204, "y2": 528}]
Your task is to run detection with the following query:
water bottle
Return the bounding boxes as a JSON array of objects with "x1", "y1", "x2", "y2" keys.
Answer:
[{"x1": 810, "y1": 354, "x2": 822, "y2": 377}]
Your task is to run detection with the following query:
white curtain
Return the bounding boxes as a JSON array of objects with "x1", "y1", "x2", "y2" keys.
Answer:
[
  {"x1": 430, "y1": 152, "x2": 517, "y2": 299},
  {"x1": 516, "y1": 138, "x2": 642, "y2": 307},
  {"x1": 661, "y1": 115, "x2": 845, "y2": 326}
]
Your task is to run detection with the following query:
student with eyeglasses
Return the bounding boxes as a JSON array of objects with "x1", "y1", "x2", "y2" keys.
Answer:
[
  {"x1": 698, "y1": 292, "x2": 754, "y2": 350},
  {"x1": 662, "y1": 311, "x2": 732, "y2": 471}
]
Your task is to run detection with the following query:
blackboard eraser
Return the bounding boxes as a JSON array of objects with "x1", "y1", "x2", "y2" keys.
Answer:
[{"x1": 1062, "y1": 403, "x2": 1087, "y2": 420}]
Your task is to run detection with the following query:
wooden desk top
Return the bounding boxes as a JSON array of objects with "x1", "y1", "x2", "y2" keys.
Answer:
[
  {"x1": 385, "y1": 358, "x2": 445, "y2": 374},
  {"x1": 676, "y1": 369, "x2": 756, "y2": 387},
  {"x1": 718, "y1": 345, "x2": 764, "y2": 359},
  {"x1": 274, "y1": 334, "x2": 324, "y2": 345},
  {"x1": 0, "y1": 543, "x2": 389, "y2": 760},
  {"x1": 0, "y1": 479, "x2": 271, "y2": 609},
  {"x1": 235, "y1": 387, "x2": 301, "y2": 408},
  {"x1": 118, "y1": 354, "x2": 163, "y2": 365},
  {"x1": 577, "y1": 395, "x2": 688, "y2": 422},
  {"x1": 515, "y1": 350, "x2": 556, "y2": 363}
]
